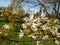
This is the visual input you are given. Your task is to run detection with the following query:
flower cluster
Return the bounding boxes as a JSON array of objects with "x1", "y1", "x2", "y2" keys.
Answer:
[
  {"x1": 18, "y1": 12, "x2": 60, "y2": 41},
  {"x1": 3, "y1": 24, "x2": 10, "y2": 30}
]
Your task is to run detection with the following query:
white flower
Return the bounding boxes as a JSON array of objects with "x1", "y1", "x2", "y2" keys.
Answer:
[
  {"x1": 29, "y1": 14, "x2": 34, "y2": 20},
  {"x1": 54, "y1": 19, "x2": 59, "y2": 23},
  {"x1": 22, "y1": 23, "x2": 27, "y2": 28},
  {"x1": 26, "y1": 23, "x2": 31, "y2": 26},
  {"x1": 42, "y1": 35, "x2": 49, "y2": 40},
  {"x1": 20, "y1": 29, "x2": 23, "y2": 33},
  {"x1": 28, "y1": 34, "x2": 37, "y2": 39},
  {"x1": 55, "y1": 40, "x2": 59, "y2": 45},
  {"x1": 29, "y1": 8, "x2": 37, "y2": 15},
  {"x1": 3, "y1": 24, "x2": 10, "y2": 29},
  {"x1": 41, "y1": 12, "x2": 46, "y2": 18},
  {"x1": 32, "y1": 35, "x2": 36, "y2": 39},
  {"x1": 31, "y1": 23, "x2": 38, "y2": 31},
  {"x1": 18, "y1": 33, "x2": 24, "y2": 38},
  {"x1": 55, "y1": 28, "x2": 59, "y2": 32},
  {"x1": 33, "y1": 17, "x2": 40, "y2": 23},
  {"x1": 50, "y1": 29, "x2": 55, "y2": 35},
  {"x1": 33, "y1": 18, "x2": 38, "y2": 23},
  {"x1": 18, "y1": 29, "x2": 24, "y2": 38},
  {"x1": 55, "y1": 28, "x2": 60, "y2": 38},
  {"x1": 28, "y1": 8, "x2": 38, "y2": 20},
  {"x1": 41, "y1": 25, "x2": 46, "y2": 30},
  {"x1": 23, "y1": 17, "x2": 29, "y2": 22}
]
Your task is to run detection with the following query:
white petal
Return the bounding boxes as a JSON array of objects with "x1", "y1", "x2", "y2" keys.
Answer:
[
  {"x1": 22, "y1": 23, "x2": 27, "y2": 28},
  {"x1": 55, "y1": 40, "x2": 59, "y2": 45},
  {"x1": 32, "y1": 35, "x2": 36, "y2": 39},
  {"x1": 3, "y1": 24, "x2": 10, "y2": 29},
  {"x1": 18, "y1": 33, "x2": 24, "y2": 38},
  {"x1": 42, "y1": 35, "x2": 48, "y2": 40}
]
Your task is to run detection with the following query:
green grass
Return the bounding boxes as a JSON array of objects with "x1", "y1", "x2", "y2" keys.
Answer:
[
  {"x1": 0, "y1": 21, "x2": 9, "y2": 28},
  {"x1": 0, "y1": 21, "x2": 57, "y2": 45}
]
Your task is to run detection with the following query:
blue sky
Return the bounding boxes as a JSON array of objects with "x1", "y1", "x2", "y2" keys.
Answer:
[
  {"x1": 0, "y1": 0, "x2": 53, "y2": 14},
  {"x1": 0, "y1": 0, "x2": 60, "y2": 13},
  {"x1": 0, "y1": 0, "x2": 40, "y2": 13},
  {"x1": 0, "y1": 0, "x2": 11, "y2": 7},
  {"x1": 22, "y1": 1, "x2": 40, "y2": 13}
]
